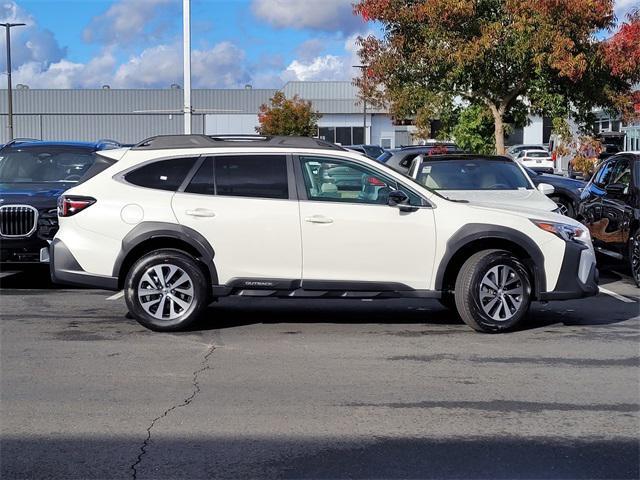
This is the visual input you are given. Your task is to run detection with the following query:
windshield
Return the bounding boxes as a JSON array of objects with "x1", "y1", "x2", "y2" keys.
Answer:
[
  {"x1": 377, "y1": 151, "x2": 393, "y2": 163},
  {"x1": 415, "y1": 159, "x2": 532, "y2": 190},
  {"x1": 525, "y1": 151, "x2": 550, "y2": 158},
  {"x1": 0, "y1": 149, "x2": 96, "y2": 183}
]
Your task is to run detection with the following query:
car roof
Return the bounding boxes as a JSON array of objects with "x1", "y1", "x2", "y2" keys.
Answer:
[
  {"x1": 1, "y1": 139, "x2": 124, "y2": 151},
  {"x1": 416, "y1": 154, "x2": 512, "y2": 161}
]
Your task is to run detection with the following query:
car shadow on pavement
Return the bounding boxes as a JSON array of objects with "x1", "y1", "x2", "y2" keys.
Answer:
[
  {"x1": 1, "y1": 435, "x2": 638, "y2": 479},
  {"x1": 180, "y1": 292, "x2": 639, "y2": 334}
]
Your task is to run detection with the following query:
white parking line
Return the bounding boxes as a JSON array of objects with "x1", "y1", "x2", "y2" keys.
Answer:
[
  {"x1": 0, "y1": 271, "x2": 19, "y2": 279},
  {"x1": 599, "y1": 287, "x2": 636, "y2": 303},
  {"x1": 106, "y1": 290, "x2": 125, "y2": 300}
]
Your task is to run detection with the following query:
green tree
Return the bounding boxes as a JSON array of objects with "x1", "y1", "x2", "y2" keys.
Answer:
[
  {"x1": 354, "y1": 0, "x2": 639, "y2": 154},
  {"x1": 451, "y1": 104, "x2": 496, "y2": 155},
  {"x1": 256, "y1": 91, "x2": 321, "y2": 137}
]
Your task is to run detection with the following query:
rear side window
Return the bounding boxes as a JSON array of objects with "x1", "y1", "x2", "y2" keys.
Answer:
[
  {"x1": 125, "y1": 157, "x2": 197, "y2": 191},
  {"x1": 185, "y1": 155, "x2": 288, "y2": 199}
]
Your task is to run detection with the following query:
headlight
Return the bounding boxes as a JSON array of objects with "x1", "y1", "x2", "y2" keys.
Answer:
[{"x1": 531, "y1": 219, "x2": 590, "y2": 243}]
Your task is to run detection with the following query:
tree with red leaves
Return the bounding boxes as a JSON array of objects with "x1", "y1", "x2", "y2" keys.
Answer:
[
  {"x1": 256, "y1": 91, "x2": 322, "y2": 137},
  {"x1": 354, "y1": 0, "x2": 639, "y2": 154}
]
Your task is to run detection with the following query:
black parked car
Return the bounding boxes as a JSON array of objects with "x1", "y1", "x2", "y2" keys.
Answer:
[
  {"x1": 577, "y1": 152, "x2": 640, "y2": 286},
  {"x1": 344, "y1": 144, "x2": 386, "y2": 159},
  {"x1": 0, "y1": 139, "x2": 122, "y2": 264},
  {"x1": 524, "y1": 167, "x2": 586, "y2": 218},
  {"x1": 383, "y1": 143, "x2": 465, "y2": 174}
]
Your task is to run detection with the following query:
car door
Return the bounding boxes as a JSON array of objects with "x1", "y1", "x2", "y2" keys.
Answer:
[
  {"x1": 597, "y1": 155, "x2": 634, "y2": 255},
  {"x1": 172, "y1": 154, "x2": 302, "y2": 285},
  {"x1": 295, "y1": 155, "x2": 436, "y2": 290},
  {"x1": 580, "y1": 158, "x2": 616, "y2": 249}
]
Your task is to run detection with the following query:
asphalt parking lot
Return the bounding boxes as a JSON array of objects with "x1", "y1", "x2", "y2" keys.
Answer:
[{"x1": 1, "y1": 262, "x2": 639, "y2": 480}]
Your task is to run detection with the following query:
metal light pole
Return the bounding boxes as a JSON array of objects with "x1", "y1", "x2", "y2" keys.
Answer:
[
  {"x1": 182, "y1": 0, "x2": 192, "y2": 134},
  {"x1": 353, "y1": 65, "x2": 368, "y2": 144},
  {"x1": 1, "y1": 22, "x2": 26, "y2": 141}
]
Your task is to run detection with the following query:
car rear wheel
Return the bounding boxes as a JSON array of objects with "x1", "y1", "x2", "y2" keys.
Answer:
[
  {"x1": 630, "y1": 229, "x2": 640, "y2": 287},
  {"x1": 124, "y1": 249, "x2": 209, "y2": 331},
  {"x1": 454, "y1": 249, "x2": 532, "y2": 333}
]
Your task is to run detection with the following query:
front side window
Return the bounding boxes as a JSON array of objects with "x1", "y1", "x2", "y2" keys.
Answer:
[
  {"x1": 606, "y1": 157, "x2": 631, "y2": 193},
  {"x1": 415, "y1": 158, "x2": 532, "y2": 191},
  {"x1": 593, "y1": 159, "x2": 616, "y2": 188},
  {"x1": 215, "y1": 155, "x2": 288, "y2": 199},
  {"x1": 0, "y1": 148, "x2": 96, "y2": 183},
  {"x1": 299, "y1": 156, "x2": 421, "y2": 205},
  {"x1": 125, "y1": 157, "x2": 197, "y2": 191}
]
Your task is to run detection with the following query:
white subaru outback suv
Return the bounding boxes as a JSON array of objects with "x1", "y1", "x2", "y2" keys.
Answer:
[{"x1": 51, "y1": 135, "x2": 598, "y2": 333}]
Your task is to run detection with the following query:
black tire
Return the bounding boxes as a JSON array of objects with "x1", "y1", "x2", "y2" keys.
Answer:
[
  {"x1": 124, "y1": 249, "x2": 209, "y2": 331},
  {"x1": 551, "y1": 195, "x2": 575, "y2": 218},
  {"x1": 454, "y1": 249, "x2": 532, "y2": 333},
  {"x1": 629, "y1": 229, "x2": 640, "y2": 288}
]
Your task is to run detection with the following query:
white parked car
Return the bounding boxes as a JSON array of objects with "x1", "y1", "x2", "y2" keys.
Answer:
[
  {"x1": 506, "y1": 144, "x2": 548, "y2": 159},
  {"x1": 407, "y1": 154, "x2": 560, "y2": 213},
  {"x1": 50, "y1": 135, "x2": 598, "y2": 333},
  {"x1": 515, "y1": 149, "x2": 555, "y2": 174}
]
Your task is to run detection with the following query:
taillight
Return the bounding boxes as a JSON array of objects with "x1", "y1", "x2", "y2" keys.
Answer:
[
  {"x1": 366, "y1": 176, "x2": 386, "y2": 186},
  {"x1": 58, "y1": 196, "x2": 96, "y2": 217}
]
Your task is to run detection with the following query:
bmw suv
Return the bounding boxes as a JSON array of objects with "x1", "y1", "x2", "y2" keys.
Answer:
[
  {"x1": 50, "y1": 135, "x2": 598, "y2": 333},
  {"x1": 0, "y1": 139, "x2": 123, "y2": 264}
]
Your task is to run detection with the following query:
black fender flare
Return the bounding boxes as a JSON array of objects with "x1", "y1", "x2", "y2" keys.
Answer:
[
  {"x1": 434, "y1": 223, "x2": 547, "y2": 297},
  {"x1": 112, "y1": 221, "x2": 218, "y2": 284}
]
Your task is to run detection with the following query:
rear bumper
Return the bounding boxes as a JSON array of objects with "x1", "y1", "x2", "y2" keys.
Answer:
[
  {"x1": 538, "y1": 241, "x2": 599, "y2": 301},
  {"x1": 50, "y1": 238, "x2": 119, "y2": 290}
]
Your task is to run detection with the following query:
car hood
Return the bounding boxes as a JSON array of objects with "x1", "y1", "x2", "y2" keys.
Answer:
[
  {"x1": 0, "y1": 182, "x2": 72, "y2": 209},
  {"x1": 439, "y1": 189, "x2": 557, "y2": 212},
  {"x1": 537, "y1": 174, "x2": 586, "y2": 189}
]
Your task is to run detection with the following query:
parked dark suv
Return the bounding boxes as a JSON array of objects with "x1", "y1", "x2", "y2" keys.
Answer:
[
  {"x1": 578, "y1": 152, "x2": 640, "y2": 286},
  {"x1": 0, "y1": 139, "x2": 122, "y2": 263}
]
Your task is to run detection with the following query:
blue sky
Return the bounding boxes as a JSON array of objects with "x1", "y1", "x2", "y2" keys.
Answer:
[
  {"x1": 0, "y1": 0, "x2": 372, "y2": 88},
  {"x1": 0, "y1": 0, "x2": 635, "y2": 89}
]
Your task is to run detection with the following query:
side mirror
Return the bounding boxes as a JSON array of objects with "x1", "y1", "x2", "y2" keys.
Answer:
[
  {"x1": 388, "y1": 190, "x2": 417, "y2": 212},
  {"x1": 605, "y1": 183, "x2": 627, "y2": 195},
  {"x1": 537, "y1": 183, "x2": 554, "y2": 196}
]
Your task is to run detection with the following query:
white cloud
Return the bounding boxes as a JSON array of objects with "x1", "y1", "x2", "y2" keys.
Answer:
[
  {"x1": 112, "y1": 42, "x2": 251, "y2": 88},
  {"x1": 251, "y1": 0, "x2": 364, "y2": 33},
  {"x1": 0, "y1": 1, "x2": 66, "y2": 71},
  {"x1": 12, "y1": 51, "x2": 117, "y2": 88},
  {"x1": 614, "y1": 0, "x2": 638, "y2": 20},
  {"x1": 83, "y1": 0, "x2": 178, "y2": 46},
  {"x1": 281, "y1": 32, "x2": 366, "y2": 83}
]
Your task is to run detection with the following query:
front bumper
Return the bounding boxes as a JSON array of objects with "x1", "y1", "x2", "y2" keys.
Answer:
[
  {"x1": 0, "y1": 236, "x2": 49, "y2": 263},
  {"x1": 50, "y1": 238, "x2": 119, "y2": 290},
  {"x1": 538, "y1": 241, "x2": 599, "y2": 301}
]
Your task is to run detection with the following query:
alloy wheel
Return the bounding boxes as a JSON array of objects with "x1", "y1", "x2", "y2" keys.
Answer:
[
  {"x1": 137, "y1": 264, "x2": 195, "y2": 321},
  {"x1": 479, "y1": 264, "x2": 524, "y2": 321}
]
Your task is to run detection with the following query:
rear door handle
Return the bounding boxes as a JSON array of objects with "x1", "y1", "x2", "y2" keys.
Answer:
[
  {"x1": 185, "y1": 208, "x2": 216, "y2": 218},
  {"x1": 305, "y1": 215, "x2": 334, "y2": 224}
]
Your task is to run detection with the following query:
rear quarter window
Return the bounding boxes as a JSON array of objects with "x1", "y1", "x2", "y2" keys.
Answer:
[{"x1": 124, "y1": 157, "x2": 198, "y2": 191}]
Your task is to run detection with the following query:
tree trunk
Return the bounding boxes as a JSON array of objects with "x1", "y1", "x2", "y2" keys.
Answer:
[
  {"x1": 494, "y1": 115, "x2": 505, "y2": 155},
  {"x1": 486, "y1": 103, "x2": 506, "y2": 155}
]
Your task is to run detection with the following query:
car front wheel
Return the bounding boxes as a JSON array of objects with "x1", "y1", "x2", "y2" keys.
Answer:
[
  {"x1": 454, "y1": 249, "x2": 532, "y2": 333},
  {"x1": 124, "y1": 249, "x2": 209, "y2": 331}
]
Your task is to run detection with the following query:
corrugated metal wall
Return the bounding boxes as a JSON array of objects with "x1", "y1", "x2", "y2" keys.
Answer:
[{"x1": 0, "y1": 83, "x2": 386, "y2": 144}]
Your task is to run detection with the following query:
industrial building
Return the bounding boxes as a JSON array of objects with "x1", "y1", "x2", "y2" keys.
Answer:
[{"x1": 2, "y1": 80, "x2": 628, "y2": 148}]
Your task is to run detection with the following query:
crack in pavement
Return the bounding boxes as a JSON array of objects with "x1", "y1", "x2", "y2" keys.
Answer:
[{"x1": 130, "y1": 344, "x2": 216, "y2": 480}]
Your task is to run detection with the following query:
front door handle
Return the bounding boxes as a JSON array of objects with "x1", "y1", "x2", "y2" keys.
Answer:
[
  {"x1": 305, "y1": 215, "x2": 334, "y2": 224},
  {"x1": 185, "y1": 208, "x2": 216, "y2": 218}
]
